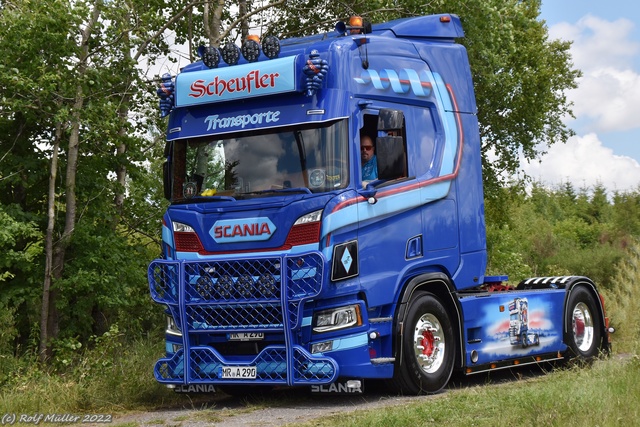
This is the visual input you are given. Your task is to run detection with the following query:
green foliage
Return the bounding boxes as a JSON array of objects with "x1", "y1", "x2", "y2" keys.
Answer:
[
  {"x1": 486, "y1": 223, "x2": 533, "y2": 282},
  {"x1": 294, "y1": 358, "x2": 640, "y2": 427},
  {"x1": 485, "y1": 182, "x2": 634, "y2": 289},
  {"x1": 266, "y1": 0, "x2": 580, "y2": 194},
  {"x1": 0, "y1": 1, "x2": 636, "y2": 418},
  {"x1": 0, "y1": 336, "x2": 186, "y2": 414},
  {"x1": 0, "y1": 0, "x2": 170, "y2": 355},
  {"x1": 601, "y1": 240, "x2": 640, "y2": 354},
  {"x1": 0, "y1": 205, "x2": 41, "y2": 284}
]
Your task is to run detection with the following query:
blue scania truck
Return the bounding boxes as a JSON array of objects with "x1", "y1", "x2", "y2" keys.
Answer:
[{"x1": 148, "y1": 14, "x2": 611, "y2": 395}]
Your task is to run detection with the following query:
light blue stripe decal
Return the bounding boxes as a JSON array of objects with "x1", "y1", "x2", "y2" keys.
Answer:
[
  {"x1": 323, "y1": 71, "x2": 459, "y2": 238},
  {"x1": 162, "y1": 224, "x2": 173, "y2": 247},
  {"x1": 292, "y1": 267, "x2": 317, "y2": 280},
  {"x1": 355, "y1": 68, "x2": 433, "y2": 97},
  {"x1": 330, "y1": 333, "x2": 368, "y2": 352},
  {"x1": 430, "y1": 72, "x2": 457, "y2": 176}
]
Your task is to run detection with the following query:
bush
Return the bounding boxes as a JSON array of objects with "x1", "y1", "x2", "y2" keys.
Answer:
[{"x1": 601, "y1": 240, "x2": 640, "y2": 354}]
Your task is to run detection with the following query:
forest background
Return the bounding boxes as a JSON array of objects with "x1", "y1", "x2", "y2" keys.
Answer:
[{"x1": 1, "y1": 0, "x2": 639, "y2": 413}]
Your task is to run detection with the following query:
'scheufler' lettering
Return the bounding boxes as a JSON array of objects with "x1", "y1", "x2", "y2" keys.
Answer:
[{"x1": 189, "y1": 70, "x2": 280, "y2": 99}]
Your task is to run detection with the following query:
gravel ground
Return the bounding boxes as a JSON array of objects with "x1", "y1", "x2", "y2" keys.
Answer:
[
  {"x1": 108, "y1": 390, "x2": 431, "y2": 427},
  {"x1": 91, "y1": 364, "x2": 561, "y2": 426}
]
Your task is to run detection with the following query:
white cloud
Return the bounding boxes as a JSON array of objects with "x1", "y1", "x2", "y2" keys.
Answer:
[
  {"x1": 549, "y1": 15, "x2": 640, "y2": 71},
  {"x1": 571, "y1": 67, "x2": 640, "y2": 132},
  {"x1": 549, "y1": 16, "x2": 640, "y2": 133},
  {"x1": 522, "y1": 133, "x2": 640, "y2": 192},
  {"x1": 522, "y1": 15, "x2": 640, "y2": 193}
]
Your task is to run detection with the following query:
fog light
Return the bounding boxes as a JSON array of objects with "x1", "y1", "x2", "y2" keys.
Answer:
[
  {"x1": 241, "y1": 39, "x2": 261, "y2": 62},
  {"x1": 471, "y1": 350, "x2": 478, "y2": 364},
  {"x1": 196, "y1": 276, "x2": 214, "y2": 299},
  {"x1": 220, "y1": 42, "x2": 240, "y2": 65},
  {"x1": 262, "y1": 35, "x2": 280, "y2": 59},
  {"x1": 311, "y1": 340, "x2": 333, "y2": 354},
  {"x1": 199, "y1": 45, "x2": 219, "y2": 68}
]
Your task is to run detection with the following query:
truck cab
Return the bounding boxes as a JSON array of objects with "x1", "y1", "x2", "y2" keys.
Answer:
[{"x1": 148, "y1": 14, "x2": 609, "y2": 395}]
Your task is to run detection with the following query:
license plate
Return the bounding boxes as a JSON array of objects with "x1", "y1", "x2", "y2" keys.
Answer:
[
  {"x1": 221, "y1": 366, "x2": 257, "y2": 379},
  {"x1": 228, "y1": 332, "x2": 264, "y2": 341}
]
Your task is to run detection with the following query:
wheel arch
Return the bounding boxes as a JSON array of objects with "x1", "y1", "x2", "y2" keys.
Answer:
[
  {"x1": 564, "y1": 278, "x2": 609, "y2": 353},
  {"x1": 393, "y1": 272, "x2": 465, "y2": 369}
]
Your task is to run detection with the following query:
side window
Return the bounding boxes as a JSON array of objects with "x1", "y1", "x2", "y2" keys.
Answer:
[
  {"x1": 359, "y1": 114, "x2": 378, "y2": 182},
  {"x1": 410, "y1": 107, "x2": 437, "y2": 178}
]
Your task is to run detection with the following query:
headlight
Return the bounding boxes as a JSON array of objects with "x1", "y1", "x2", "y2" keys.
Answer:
[
  {"x1": 313, "y1": 304, "x2": 362, "y2": 333},
  {"x1": 172, "y1": 221, "x2": 195, "y2": 232},
  {"x1": 294, "y1": 209, "x2": 322, "y2": 225}
]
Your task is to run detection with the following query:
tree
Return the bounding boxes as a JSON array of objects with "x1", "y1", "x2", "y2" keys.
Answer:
[
  {"x1": 265, "y1": 0, "x2": 580, "y2": 195},
  {"x1": 0, "y1": 0, "x2": 582, "y2": 363},
  {"x1": 1, "y1": 0, "x2": 171, "y2": 359}
]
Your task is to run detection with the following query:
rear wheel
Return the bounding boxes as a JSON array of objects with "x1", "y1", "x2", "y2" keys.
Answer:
[
  {"x1": 392, "y1": 292, "x2": 455, "y2": 394},
  {"x1": 565, "y1": 286, "x2": 602, "y2": 360}
]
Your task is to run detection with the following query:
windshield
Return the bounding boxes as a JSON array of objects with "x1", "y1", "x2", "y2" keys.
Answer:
[{"x1": 169, "y1": 119, "x2": 349, "y2": 202}]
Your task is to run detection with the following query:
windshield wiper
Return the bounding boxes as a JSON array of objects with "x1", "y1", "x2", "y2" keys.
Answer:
[
  {"x1": 176, "y1": 195, "x2": 237, "y2": 203},
  {"x1": 244, "y1": 187, "x2": 312, "y2": 196}
]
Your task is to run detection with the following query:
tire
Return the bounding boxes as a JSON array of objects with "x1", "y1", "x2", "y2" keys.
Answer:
[
  {"x1": 564, "y1": 286, "x2": 602, "y2": 360},
  {"x1": 392, "y1": 292, "x2": 455, "y2": 394}
]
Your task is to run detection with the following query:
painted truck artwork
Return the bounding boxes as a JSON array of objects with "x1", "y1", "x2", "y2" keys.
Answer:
[{"x1": 147, "y1": 14, "x2": 612, "y2": 396}]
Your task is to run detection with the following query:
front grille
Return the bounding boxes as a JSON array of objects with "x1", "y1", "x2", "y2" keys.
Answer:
[{"x1": 148, "y1": 252, "x2": 339, "y2": 386}]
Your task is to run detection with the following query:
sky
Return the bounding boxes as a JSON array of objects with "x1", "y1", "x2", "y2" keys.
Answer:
[{"x1": 528, "y1": 1, "x2": 640, "y2": 192}]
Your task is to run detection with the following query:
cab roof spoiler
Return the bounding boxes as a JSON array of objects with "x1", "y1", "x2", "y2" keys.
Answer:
[{"x1": 372, "y1": 14, "x2": 464, "y2": 40}]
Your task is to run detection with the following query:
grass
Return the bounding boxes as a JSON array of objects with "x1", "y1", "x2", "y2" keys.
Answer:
[
  {"x1": 2, "y1": 243, "x2": 639, "y2": 425},
  {"x1": 3, "y1": 341, "x2": 637, "y2": 427},
  {"x1": 291, "y1": 356, "x2": 640, "y2": 427},
  {"x1": 0, "y1": 337, "x2": 200, "y2": 415}
]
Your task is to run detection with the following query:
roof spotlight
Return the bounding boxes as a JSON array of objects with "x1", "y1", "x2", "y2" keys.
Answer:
[
  {"x1": 220, "y1": 42, "x2": 240, "y2": 66},
  {"x1": 335, "y1": 16, "x2": 372, "y2": 35},
  {"x1": 197, "y1": 45, "x2": 220, "y2": 69},
  {"x1": 241, "y1": 39, "x2": 261, "y2": 62},
  {"x1": 262, "y1": 35, "x2": 281, "y2": 59}
]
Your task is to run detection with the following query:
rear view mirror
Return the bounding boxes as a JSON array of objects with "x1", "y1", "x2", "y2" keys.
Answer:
[
  {"x1": 377, "y1": 108, "x2": 404, "y2": 131},
  {"x1": 376, "y1": 136, "x2": 406, "y2": 180}
]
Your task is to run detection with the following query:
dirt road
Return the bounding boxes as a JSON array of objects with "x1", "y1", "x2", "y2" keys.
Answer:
[
  {"x1": 110, "y1": 388, "x2": 432, "y2": 427},
  {"x1": 107, "y1": 368, "x2": 539, "y2": 427}
]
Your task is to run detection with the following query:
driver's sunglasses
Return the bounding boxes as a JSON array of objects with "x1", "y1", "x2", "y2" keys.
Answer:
[{"x1": 361, "y1": 145, "x2": 374, "y2": 152}]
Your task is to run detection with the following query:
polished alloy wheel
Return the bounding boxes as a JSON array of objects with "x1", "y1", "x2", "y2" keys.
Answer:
[
  {"x1": 413, "y1": 313, "x2": 445, "y2": 374},
  {"x1": 572, "y1": 301, "x2": 594, "y2": 352}
]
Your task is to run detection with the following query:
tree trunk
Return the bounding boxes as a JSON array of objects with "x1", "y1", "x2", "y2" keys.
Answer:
[
  {"x1": 239, "y1": 0, "x2": 249, "y2": 40},
  {"x1": 113, "y1": 11, "x2": 131, "y2": 223},
  {"x1": 39, "y1": 120, "x2": 62, "y2": 363},
  {"x1": 39, "y1": 0, "x2": 102, "y2": 360}
]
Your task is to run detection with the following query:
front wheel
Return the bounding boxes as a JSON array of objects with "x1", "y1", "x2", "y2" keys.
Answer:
[
  {"x1": 392, "y1": 292, "x2": 455, "y2": 394},
  {"x1": 564, "y1": 286, "x2": 602, "y2": 360}
]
